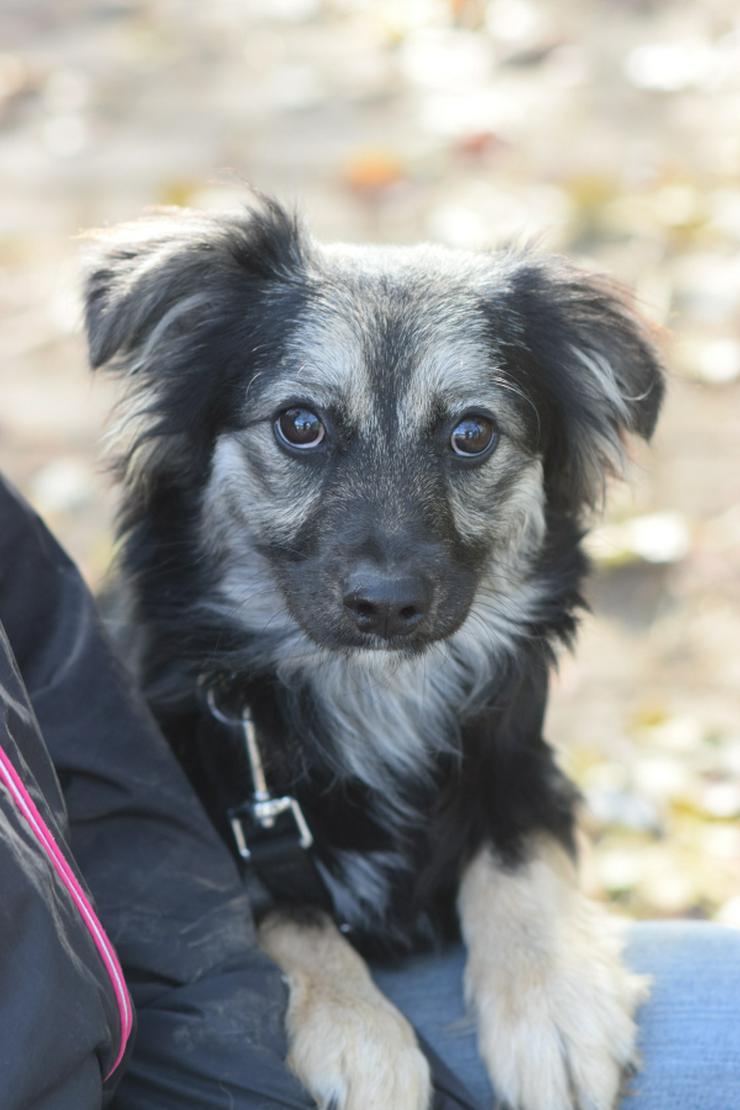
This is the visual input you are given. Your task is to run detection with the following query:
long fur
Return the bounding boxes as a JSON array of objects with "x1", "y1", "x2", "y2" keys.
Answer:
[{"x1": 84, "y1": 197, "x2": 664, "y2": 958}]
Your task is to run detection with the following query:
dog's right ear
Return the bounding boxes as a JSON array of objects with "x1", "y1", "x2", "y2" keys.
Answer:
[
  {"x1": 83, "y1": 197, "x2": 307, "y2": 371},
  {"x1": 498, "y1": 253, "x2": 666, "y2": 516}
]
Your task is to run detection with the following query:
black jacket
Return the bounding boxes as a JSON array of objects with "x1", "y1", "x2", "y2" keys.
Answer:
[{"x1": 0, "y1": 476, "x2": 477, "y2": 1109}]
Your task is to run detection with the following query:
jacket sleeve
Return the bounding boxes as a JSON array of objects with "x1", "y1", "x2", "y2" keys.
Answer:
[
  {"x1": 0, "y1": 475, "x2": 314, "y2": 1110},
  {"x1": 0, "y1": 621, "x2": 131, "y2": 1109}
]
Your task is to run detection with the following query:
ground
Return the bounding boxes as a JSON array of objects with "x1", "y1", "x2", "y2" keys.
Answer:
[{"x1": 1, "y1": 0, "x2": 739, "y2": 924}]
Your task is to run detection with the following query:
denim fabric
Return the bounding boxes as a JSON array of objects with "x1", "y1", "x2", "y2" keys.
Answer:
[{"x1": 372, "y1": 921, "x2": 740, "y2": 1109}]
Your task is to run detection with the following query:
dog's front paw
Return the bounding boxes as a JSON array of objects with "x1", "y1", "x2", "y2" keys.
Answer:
[
  {"x1": 459, "y1": 842, "x2": 651, "y2": 1110},
  {"x1": 285, "y1": 970, "x2": 432, "y2": 1110},
  {"x1": 472, "y1": 912, "x2": 648, "y2": 1110}
]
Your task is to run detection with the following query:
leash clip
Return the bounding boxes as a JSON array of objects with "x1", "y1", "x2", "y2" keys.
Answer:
[
  {"x1": 230, "y1": 795, "x2": 314, "y2": 862},
  {"x1": 205, "y1": 687, "x2": 313, "y2": 862}
]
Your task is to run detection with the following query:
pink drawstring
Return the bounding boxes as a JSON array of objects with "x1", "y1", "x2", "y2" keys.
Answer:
[{"x1": 0, "y1": 744, "x2": 133, "y2": 1079}]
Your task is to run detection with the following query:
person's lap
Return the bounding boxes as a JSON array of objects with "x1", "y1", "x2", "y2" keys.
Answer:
[{"x1": 371, "y1": 921, "x2": 740, "y2": 1109}]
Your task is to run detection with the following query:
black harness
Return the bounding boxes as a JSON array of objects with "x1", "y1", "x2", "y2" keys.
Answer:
[{"x1": 203, "y1": 686, "x2": 339, "y2": 921}]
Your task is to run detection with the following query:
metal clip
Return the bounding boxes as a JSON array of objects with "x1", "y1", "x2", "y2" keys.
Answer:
[
  {"x1": 205, "y1": 690, "x2": 314, "y2": 861},
  {"x1": 230, "y1": 796, "x2": 314, "y2": 861}
]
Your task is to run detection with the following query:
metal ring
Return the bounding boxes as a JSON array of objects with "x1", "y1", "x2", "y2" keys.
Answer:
[{"x1": 204, "y1": 683, "x2": 243, "y2": 725}]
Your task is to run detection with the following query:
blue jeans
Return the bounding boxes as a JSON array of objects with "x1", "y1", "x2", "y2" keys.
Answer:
[{"x1": 372, "y1": 922, "x2": 740, "y2": 1109}]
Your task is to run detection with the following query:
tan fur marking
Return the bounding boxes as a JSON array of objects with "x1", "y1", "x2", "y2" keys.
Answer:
[
  {"x1": 259, "y1": 911, "x2": 431, "y2": 1110},
  {"x1": 458, "y1": 836, "x2": 649, "y2": 1110}
]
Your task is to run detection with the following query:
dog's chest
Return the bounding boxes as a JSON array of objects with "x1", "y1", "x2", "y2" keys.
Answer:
[
  {"x1": 309, "y1": 651, "x2": 465, "y2": 801},
  {"x1": 298, "y1": 655, "x2": 471, "y2": 938}
]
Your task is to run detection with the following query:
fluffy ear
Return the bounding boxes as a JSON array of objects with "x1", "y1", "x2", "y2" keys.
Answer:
[
  {"x1": 83, "y1": 196, "x2": 307, "y2": 370},
  {"x1": 504, "y1": 255, "x2": 666, "y2": 514},
  {"x1": 81, "y1": 197, "x2": 309, "y2": 480}
]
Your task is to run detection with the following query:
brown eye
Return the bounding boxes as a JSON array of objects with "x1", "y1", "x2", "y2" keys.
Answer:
[
  {"x1": 450, "y1": 414, "x2": 497, "y2": 458},
  {"x1": 275, "y1": 407, "x2": 325, "y2": 450}
]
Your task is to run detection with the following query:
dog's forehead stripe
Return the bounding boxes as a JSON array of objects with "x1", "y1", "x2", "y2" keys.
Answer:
[{"x1": 280, "y1": 280, "x2": 501, "y2": 439}]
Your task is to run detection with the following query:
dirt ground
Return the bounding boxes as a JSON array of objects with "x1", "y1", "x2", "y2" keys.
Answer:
[{"x1": 1, "y1": 0, "x2": 739, "y2": 923}]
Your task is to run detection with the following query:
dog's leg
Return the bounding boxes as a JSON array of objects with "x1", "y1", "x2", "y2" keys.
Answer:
[
  {"x1": 259, "y1": 909, "x2": 432, "y2": 1110},
  {"x1": 458, "y1": 835, "x2": 649, "y2": 1110}
]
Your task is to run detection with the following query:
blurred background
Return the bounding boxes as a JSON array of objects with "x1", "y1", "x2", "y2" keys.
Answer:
[{"x1": 1, "y1": 0, "x2": 738, "y2": 924}]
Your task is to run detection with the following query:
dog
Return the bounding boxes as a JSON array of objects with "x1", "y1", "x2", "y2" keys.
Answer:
[{"x1": 84, "y1": 196, "x2": 664, "y2": 1110}]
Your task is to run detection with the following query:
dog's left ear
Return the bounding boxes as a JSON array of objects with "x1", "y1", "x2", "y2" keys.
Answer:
[
  {"x1": 83, "y1": 197, "x2": 306, "y2": 371},
  {"x1": 80, "y1": 198, "x2": 308, "y2": 478},
  {"x1": 503, "y1": 256, "x2": 666, "y2": 514}
]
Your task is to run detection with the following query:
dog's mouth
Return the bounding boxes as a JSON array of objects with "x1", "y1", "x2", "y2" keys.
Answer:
[
  {"x1": 340, "y1": 627, "x2": 433, "y2": 654},
  {"x1": 291, "y1": 616, "x2": 436, "y2": 656}
]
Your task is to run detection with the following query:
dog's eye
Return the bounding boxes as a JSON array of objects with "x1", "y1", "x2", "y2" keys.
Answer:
[
  {"x1": 450, "y1": 414, "x2": 497, "y2": 458},
  {"x1": 275, "y1": 407, "x2": 326, "y2": 450}
]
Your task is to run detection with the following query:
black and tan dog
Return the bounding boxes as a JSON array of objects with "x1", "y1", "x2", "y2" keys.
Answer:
[{"x1": 85, "y1": 197, "x2": 664, "y2": 1110}]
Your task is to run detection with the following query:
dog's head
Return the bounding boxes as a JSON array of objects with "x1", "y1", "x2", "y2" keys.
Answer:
[{"x1": 85, "y1": 198, "x2": 664, "y2": 666}]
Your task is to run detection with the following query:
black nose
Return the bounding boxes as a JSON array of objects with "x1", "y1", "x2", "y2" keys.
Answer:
[{"x1": 342, "y1": 567, "x2": 430, "y2": 639}]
